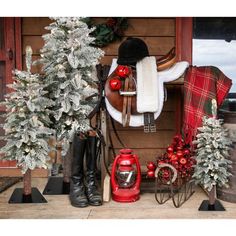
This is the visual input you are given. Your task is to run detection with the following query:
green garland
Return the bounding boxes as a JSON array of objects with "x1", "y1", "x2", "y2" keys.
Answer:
[{"x1": 84, "y1": 17, "x2": 129, "y2": 47}]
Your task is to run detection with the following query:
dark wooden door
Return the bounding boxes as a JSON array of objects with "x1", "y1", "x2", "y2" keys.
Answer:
[{"x1": 0, "y1": 17, "x2": 20, "y2": 168}]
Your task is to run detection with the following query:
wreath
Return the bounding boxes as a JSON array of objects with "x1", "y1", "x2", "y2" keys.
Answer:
[{"x1": 84, "y1": 17, "x2": 129, "y2": 47}]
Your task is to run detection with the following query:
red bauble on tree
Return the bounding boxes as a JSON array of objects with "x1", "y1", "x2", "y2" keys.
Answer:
[
  {"x1": 116, "y1": 65, "x2": 130, "y2": 78},
  {"x1": 109, "y1": 77, "x2": 122, "y2": 91}
]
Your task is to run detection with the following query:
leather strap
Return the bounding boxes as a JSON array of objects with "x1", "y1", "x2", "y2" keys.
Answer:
[
  {"x1": 122, "y1": 77, "x2": 130, "y2": 126},
  {"x1": 144, "y1": 112, "x2": 156, "y2": 133}
]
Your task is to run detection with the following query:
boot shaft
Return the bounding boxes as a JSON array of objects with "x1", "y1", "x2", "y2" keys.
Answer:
[
  {"x1": 71, "y1": 134, "x2": 87, "y2": 177},
  {"x1": 86, "y1": 135, "x2": 97, "y2": 173}
]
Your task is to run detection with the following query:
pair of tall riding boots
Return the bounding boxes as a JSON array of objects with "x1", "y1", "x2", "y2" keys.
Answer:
[{"x1": 70, "y1": 134, "x2": 102, "y2": 208}]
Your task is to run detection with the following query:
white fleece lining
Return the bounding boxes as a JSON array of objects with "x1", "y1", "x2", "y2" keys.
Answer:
[
  {"x1": 106, "y1": 58, "x2": 189, "y2": 127},
  {"x1": 136, "y1": 57, "x2": 158, "y2": 113}
]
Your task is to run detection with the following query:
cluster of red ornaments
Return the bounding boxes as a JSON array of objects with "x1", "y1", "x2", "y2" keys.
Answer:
[
  {"x1": 146, "y1": 134, "x2": 196, "y2": 181},
  {"x1": 109, "y1": 65, "x2": 131, "y2": 91}
]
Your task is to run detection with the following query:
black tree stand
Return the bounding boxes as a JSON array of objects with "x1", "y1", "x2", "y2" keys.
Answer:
[
  {"x1": 198, "y1": 185, "x2": 225, "y2": 211},
  {"x1": 9, "y1": 170, "x2": 47, "y2": 204},
  {"x1": 43, "y1": 143, "x2": 71, "y2": 195}
]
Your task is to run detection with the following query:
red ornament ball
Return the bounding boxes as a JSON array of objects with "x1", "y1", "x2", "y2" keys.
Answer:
[
  {"x1": 179, "y1": 157, "x2": 187, "y2": 165},
  {"x1": 109, "y1": 77, "x2": 122, "y2": 91},
  {"x1": 176, "y1": 150, "x2": 183, "y2": 159},
  {"x1": 176, "y1": 145, "x2": 183, "y2": 151},
  {"x1": 146, "y1": 161, "x2": 156, "y2": 171},
  {"x1": 183, "y1": 149, "x2": 190, "y2": 156},
  {"x1": 147, "y1": 170, "x2": 155, "y2": 178},
  {"x1": 163, "y1": 170, "x2": 170, "y2": 179},
  {"x1": 116, "y1": 65, "x2": 130, "y2": 78},
  {"x1": 170, "y1": 154, "x2": 178, "y2": 162},
  {"x1": 167, "y1": 145, "x2": 174, "y2": 154}
]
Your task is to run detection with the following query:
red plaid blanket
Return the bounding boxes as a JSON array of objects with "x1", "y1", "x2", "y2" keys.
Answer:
[{"x1": 183, "y1": 66, "x2": 232, "y2": 145}]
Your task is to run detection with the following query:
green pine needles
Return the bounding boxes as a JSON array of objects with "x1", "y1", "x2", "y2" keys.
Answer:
[
  {"x1": 0, "y1": 46, "x2": 54, "y2": 174},
  {"x1": 192, "y1": 100, "x2": 233, "y2": 191},
  {"x1": 39, "y1": 17, "x2": 104, "y2": 155}
]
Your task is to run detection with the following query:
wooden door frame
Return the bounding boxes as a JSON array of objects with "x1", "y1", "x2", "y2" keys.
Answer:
[
  {"x1": 0, "y1": 17, "x2": 21, "y2": 168},
  {"x1": 176, "y1": 17, "x2": 193, "y2": 64},
  {"x1": 175, "y1": 17, "x2": 193, "y2": 133},
  {"x1": 15, "y1": 17, "x2": 22, "y2": 71},
  {"x1": 3, "y1": 17, "x2": 22, "y2": 87},
  {"x1": 0, "y1": 17, "x2": 22, "y2": 111}
]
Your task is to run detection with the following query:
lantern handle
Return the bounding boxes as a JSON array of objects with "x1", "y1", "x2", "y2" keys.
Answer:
[
  {"x1": 133, "y1": 154, "x2": 141, "y2": 190},
  {"x1": 111, "y1": 155, "x2": 120, "y2": 191}
]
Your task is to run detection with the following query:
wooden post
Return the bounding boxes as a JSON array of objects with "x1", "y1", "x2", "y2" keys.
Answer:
[
  {"x1": 209, "y1": 185, "x2": 216, "y2": 205},
  {"x1": 100, "y1": 109, "x2": 111, "y2": 201},
  {"x1": 23, "y1": 169, "x2": 31, "y2": 196}
]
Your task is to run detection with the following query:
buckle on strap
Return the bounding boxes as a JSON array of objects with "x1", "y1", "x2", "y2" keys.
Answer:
[
  {"x1": 119, "y1": 90, "x2": 136, "y2": 96},
  {"x1": 143, "y1": 113, "x2": 156, "y2": 133}
]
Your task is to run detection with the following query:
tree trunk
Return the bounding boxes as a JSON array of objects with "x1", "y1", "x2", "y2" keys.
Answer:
[
  {"x1": 23, "y1": 169, "x2": 32, "y2": 196},
  {"x1": 209, "y1": 185, "x2": 216, "y2": 205},
  {"x1": 63, "y1": 142, "x2": 72, "y2": 183}
]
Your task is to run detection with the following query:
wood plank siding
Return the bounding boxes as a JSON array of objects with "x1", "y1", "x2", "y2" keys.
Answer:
[
  {"x1": 21, "y1": 17, "x2": 176, "y2": 69},
  {"x1": 20, "y1": 17, "x2": 180, "y2": 167}
]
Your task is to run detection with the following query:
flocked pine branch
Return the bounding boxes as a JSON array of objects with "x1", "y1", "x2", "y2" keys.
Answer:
[
  {"x1": 192, "y1": 99, "x2": 233, "y2": 191},
  {"x1": 38, "y1": 17, "x2": 104, "y2": 155},
  {"x1": 0, "y1": 46, "x2": 55, "y2": 174}
]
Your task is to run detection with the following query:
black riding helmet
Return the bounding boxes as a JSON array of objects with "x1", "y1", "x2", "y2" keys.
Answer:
[{"x1": 117, "y1": 37, "x2": 149, "y2": 65}]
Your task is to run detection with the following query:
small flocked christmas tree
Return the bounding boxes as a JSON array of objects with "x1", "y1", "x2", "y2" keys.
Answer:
[
  {"x1": 39, "y1": 17, "x2": 104, "y2": 183},
  {"x1": 192, "y1": 99, "x2": 232, "y2": 210},
  {"x1": 0, "y1": 46, "x2": 54, "y2": 200}
]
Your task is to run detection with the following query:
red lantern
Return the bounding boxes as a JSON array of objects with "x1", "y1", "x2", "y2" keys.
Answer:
[
  {"x1": 116, "y1": 65, "x2": 130, "y2": 78},
  {"x1": 111, "y1": 149, "x2": 141, "y2": 202}
]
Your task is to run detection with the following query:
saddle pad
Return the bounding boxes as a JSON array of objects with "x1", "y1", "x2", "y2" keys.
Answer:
[{"x1": 136, "y1": 56, "x2": 159, "y2": 113}]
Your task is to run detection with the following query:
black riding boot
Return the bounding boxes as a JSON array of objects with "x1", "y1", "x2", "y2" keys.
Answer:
[
  {"x1": 69, "y1": 134, "x2": 88, "y2": 208},
  {"x1": 85, "y1": 136, "x2": 102, "y2": 206}
]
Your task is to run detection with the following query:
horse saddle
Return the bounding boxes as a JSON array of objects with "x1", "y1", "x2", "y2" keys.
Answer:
[{"x1": 105, "y1": 57, "x2": 189, "y2": 132}]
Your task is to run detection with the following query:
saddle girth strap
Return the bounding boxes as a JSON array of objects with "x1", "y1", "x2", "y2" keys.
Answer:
[{"x1": 144, "y1": 112, "x2": 156, "y2": 133}]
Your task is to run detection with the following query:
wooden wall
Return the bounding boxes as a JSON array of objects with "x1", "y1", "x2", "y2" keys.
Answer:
[
  {"x1": 21, "y1": 17, "x2": 181, "y2": 166},
  {"x1": 21, "y1": 17, "x2": 176, "y2": 70}
]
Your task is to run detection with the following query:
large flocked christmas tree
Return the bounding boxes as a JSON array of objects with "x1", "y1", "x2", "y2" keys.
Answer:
[
  {"x1": 39, "y1": 17, "x2": 104, "y2": 157},
  {"x1": 0, "y1": 46, "x2": 54, "y2": 196},
  {"x1": 193, "y1": 99, "x2": 232, "y2": 208}
]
